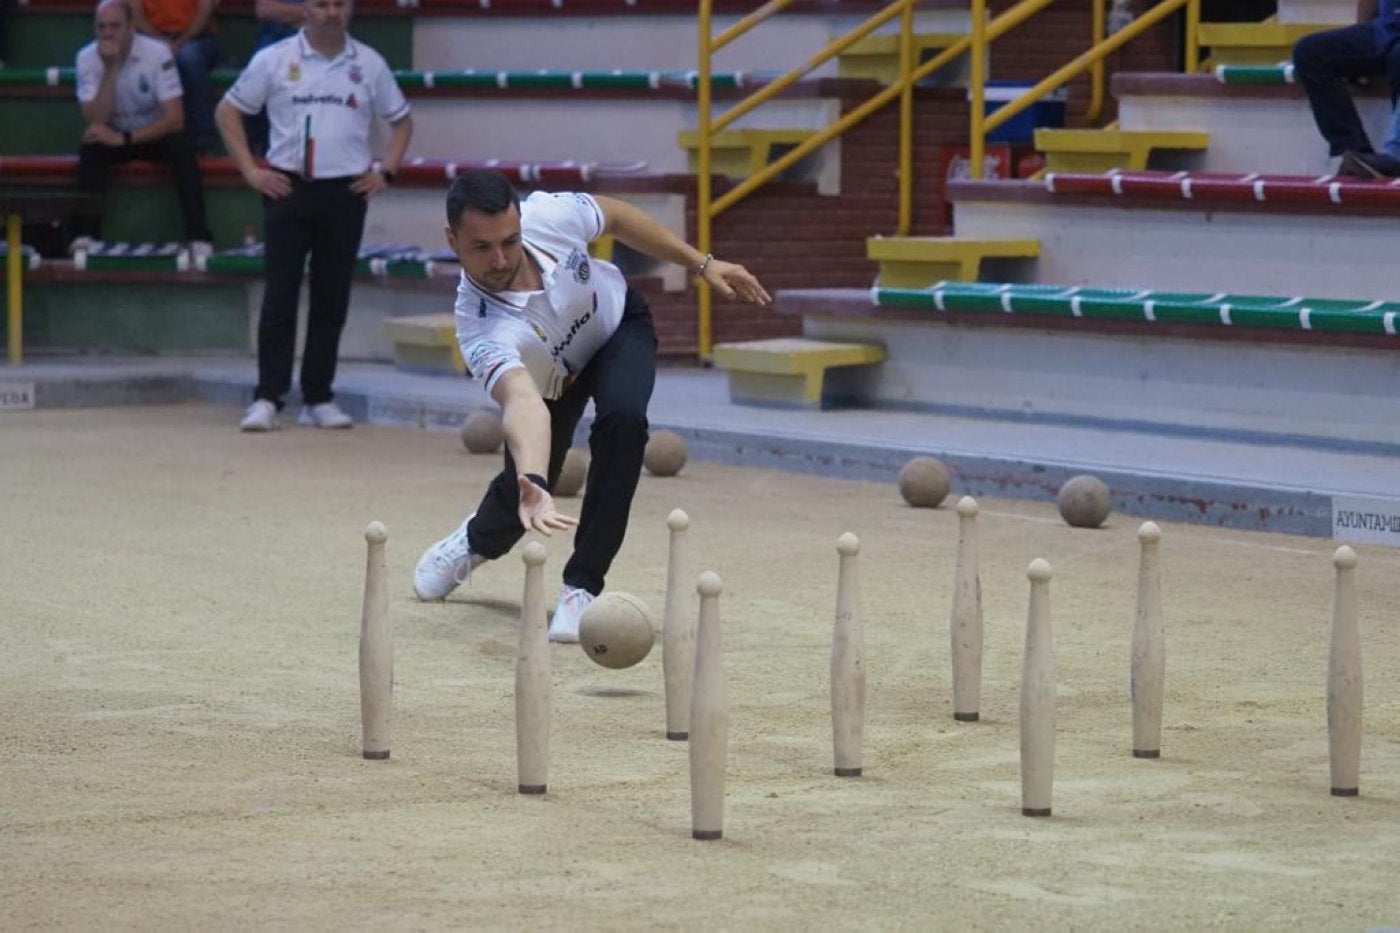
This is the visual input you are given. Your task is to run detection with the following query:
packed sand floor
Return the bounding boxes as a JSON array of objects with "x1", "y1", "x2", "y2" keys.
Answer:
[{"x1": 2, "y1": 404, "x2": 1398, "y2": 931}]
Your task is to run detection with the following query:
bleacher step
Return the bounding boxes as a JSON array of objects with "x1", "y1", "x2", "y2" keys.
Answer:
[
  {"x1": 1033, "y1": 128, "x2": 1210, "y2": 173},
  {"x1": 836, "y1": 32, "x2": 969, "y2": 85},
  {"x1": 1197, "y1": 21, "x2": 1336, "y2": 68},
  {"x1": 383, "y1": 313, "x2": 464, "y2": 376},
  {"x1": 711, "y1": 337, "x2": 885, "y2": 409},
  {"x1": 866, "y1": 236, "x2": 1039, "y2": 288}
]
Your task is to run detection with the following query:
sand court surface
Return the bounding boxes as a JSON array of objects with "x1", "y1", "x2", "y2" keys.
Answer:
[{"x1": 2, "y1": 404, "x2": 1399, "y2": 930}]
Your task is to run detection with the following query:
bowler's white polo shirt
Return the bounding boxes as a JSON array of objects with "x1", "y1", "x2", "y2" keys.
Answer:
[
  {"x1": 455, "y1": 192, "x2": 629, "y2": 401},
  {"x1": 223, "y1": 31, "x2": 410, "y2": 178},
  {"x1": 75, "y1": 33, "x2": 181, "y2": 133}
]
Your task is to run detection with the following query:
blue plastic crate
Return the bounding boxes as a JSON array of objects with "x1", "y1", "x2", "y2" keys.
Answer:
[{"x1": 974, "y1": 82, "x2": 1068, "y2": 143}]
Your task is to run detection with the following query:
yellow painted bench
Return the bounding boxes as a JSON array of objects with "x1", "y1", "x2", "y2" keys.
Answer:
[
  {"x1": 383, "y1": 313, "x2": 464, "y2": 376},
  {"x1": 712, "y1": 337, "x2": 886, "y2": 409},
  {"x1": 867, "y1": 236, "x2": 1040, "y2": 288},
  {"x1": 677, "y1": 129, "x2": 818, "y2": 180},
  {"x1": 1197, "y1": 21, "x2": 1335, "y2": 68},
  {"x1": 1034, "y1": 127, "x2": 1210, "y2": 173},
  {"x1": 837, "y1": 32, "x2": 969, "y2": 85}
]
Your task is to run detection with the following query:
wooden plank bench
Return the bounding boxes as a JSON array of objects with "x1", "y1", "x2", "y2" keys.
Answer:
[{"x1": 711, "y1": 337, "x2": 886, "y2": 409}]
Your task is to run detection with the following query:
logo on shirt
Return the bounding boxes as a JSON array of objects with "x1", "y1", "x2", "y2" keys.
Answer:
[
  {"x1": 530, "y1": 322, "x2": 547, "y2": 342},
  {"x1": 160, "y1": 60, "x2": 175, "y2": 71},
  {"x1": 478, "y1": 298, "x2": 487, "y2": 318},
  {"x1": 564, "y1": 249, "x2": 590, "y2": 284},
  {"x1": 291, "y1": 93, "x2": 348, "y2": 107},
  {"x1": 346, "y1": 93, "x2": 359, "y2": 109},
  {"x1": 549, "y1": 293, "x2": 597, "y2": 361},
  {"x1": 288, "y1": 61, "x2": 301, "y2": 82},
  {"x1": 349, "y1": 63, "x2": 363, "y2": 84},
  {"x1": 139, "y1": 76, "x2": 150, "y2": 94}
]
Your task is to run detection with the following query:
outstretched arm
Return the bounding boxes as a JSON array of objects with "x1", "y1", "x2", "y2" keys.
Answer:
[
  {"x1": 490, "y1": 368, "x2": 577, "y2": 535},
  {"x1": 593, "y1": 194, "x2": 771, "y2": 306}
]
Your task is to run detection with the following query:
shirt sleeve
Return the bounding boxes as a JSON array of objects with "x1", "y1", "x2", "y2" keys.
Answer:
[
  {"x1": 75, "y1": 47, "x2": 101, "y2": 104},
  {"x1": 154, "y1": 45, "x2": 183, "y2": 101},
  {"x1": 524, "y1": 191, "x2": 606, "y2": 245},
  {"x1": 455, "y1": 281, "x2": 525, "y2": 392},
  {"x1": 369, "y1": 53, "x2": 410, "y2": 123},
  {"x1": 224, "y1": 46, "x2": 273, "y2": 115}
]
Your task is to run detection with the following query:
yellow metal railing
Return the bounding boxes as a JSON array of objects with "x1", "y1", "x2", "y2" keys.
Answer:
[
  {"x1": 968, "y1": 0, "x2": 1201, "y2": 179},
  {"x1": 695, "y1": 0, "x2": 1063, "y2": 357},
  {"x1": 694, "y1": 0, "x2": 1199, "y2": 356}
]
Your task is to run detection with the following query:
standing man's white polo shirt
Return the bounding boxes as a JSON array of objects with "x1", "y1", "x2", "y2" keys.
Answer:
[
  {"x1": 454, "y1": 191, "x2": 630, "y2": 401},
  {"x1": 222, "y1": 30, "x2": 410, "y2": 178},
  {"x1": 75, "y1": 32, "x2": 181, "y2": 133}
]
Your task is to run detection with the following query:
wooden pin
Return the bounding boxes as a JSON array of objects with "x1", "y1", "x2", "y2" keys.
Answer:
[
  {"x1": 1328, "y1": 545, "x2": 1362, "y2": 797},
  {"x1": 1020, "y1": 558, "x2": 1055, "y2": 817},
  {"x1": 832, "y1": 532, "x2": 865, "y2": 777},
  {"x1": 690, "y1": 571, "x2": 728, "y2": 840},
  {"x1": 950, "y1": 496, "x2": 984, "y2": 723},
  {"x1": 516, "y1": 541, "x2": 551, "y2": 795},
  {"x1": 359, "y1": 522, "x2": 392, "y2": 760},
  {"x1": 1131, "y1": 521, "x2": 1165, "y2": 759},
  {"x1": 662, "y1": 509, "x2": 694, "y2": 741}
]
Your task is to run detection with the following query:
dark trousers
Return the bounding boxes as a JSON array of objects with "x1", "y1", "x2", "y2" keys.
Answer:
[
  {"x1": 76, "y1": 135, "x2": 212, "y2": 242},
  {"x1": 468, "y1": 289, "x2": 658, "y2": 596},
  {"x1": 255, "y1": 174, "x2": 367, "y2": 407},
  {"x1": 1294, "y1": 23, "x2": 1400, "y2": 156}
]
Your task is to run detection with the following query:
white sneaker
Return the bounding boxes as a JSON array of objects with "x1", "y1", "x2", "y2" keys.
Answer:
[
  {"x1": 67, "y1": 236, "x2": 95, "y2": 258},
  {"x1": 414, "y1": 514, "x2": 486, "y2": 601},
  {"x1": 297, "y1": 401, "x2": 353, "y2": 429},
  {"x1": 549, "y1": 584, "x2": 594, "y2": 644},
  {"x1": 239, "y1": 399, "x2": 277, "y2": 432},
  {"x1": 189, "y1": 240, "x2": 214, "y2": 269}
]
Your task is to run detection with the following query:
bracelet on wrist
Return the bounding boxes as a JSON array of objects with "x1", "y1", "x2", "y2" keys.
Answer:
[{"x1": 696, "y1": 253, "x2": 714, "y2": 277}]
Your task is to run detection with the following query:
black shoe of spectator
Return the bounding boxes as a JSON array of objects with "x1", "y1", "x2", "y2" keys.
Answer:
[{"x1": 1338, "y1": 150, "x2": 1400, "y2": 179}]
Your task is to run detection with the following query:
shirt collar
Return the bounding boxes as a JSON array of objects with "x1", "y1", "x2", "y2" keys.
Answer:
[{"x1": 295, "y1": 30, "x2": 358, "y2": 64}]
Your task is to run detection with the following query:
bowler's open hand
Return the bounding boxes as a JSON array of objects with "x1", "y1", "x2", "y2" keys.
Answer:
[
  {"x1": 702, "y1": 258, "x2": 772, "y2": 306},
  {"x1": 517, "y1": 474, "x2": 578, "y2": 536}
]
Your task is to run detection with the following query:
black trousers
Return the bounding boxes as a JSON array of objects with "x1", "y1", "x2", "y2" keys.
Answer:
[
  {"x1": 76, "y1": 134, "x2": 212, "y2": 242},
  {"x1": 1294, "y1": 24, "x2": 1400, "y2": 156},
  {"x1": 467, "y1": 288, "x2": 658, "y2": 596},
  {"x1": 254, "y1": 174, "x2": 367, "y2": 408}
]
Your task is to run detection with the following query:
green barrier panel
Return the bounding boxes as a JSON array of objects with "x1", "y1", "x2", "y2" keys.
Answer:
[
  {"x1": 577, "y1": 72, "x2": 657, "y2": 90},
  {"x1": 204, "y1": 254, "x2": 264, "y2": 275},
  {"x1": 503, "y1": 72, "x2": 577, "y2": 90},
  {"x1": 877, "y1": 284, "x2": 1400, "y2": 337},
  {"x1": 82, "y1": 254, "x2": 187, "y2": 272},
  {"x1": 427, "y1": 71, "x2": 505, "y2": 90},
  {"x1": 1215, "y1": 65, "x2": 1292, "y2": 85}
]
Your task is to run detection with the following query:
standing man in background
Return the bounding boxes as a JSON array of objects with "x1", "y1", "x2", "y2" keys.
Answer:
[
  {"x1": 73, "y1": 0, "x2": 214, "y2": 256},
  {"x1": 132, "y1": 0, "x2": 222, "y2": 153},
  {"x1": 215, "y1": 0, "x2": 412, "y2": 432}
]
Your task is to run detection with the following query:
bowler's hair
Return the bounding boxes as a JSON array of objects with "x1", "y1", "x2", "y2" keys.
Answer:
[{"x1": 446, "y1": 169, "x2": 521, "y2": 229}]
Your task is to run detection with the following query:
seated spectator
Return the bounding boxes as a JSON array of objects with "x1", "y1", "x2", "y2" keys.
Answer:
[
  {"x1": 243, "y1": 0, "x2": 304, "y2": 156},
  {"x1": 1293, "y1": 1, "x2": 1400, "y2": 176},
  {"x1": 73, "y1": 0, "x2": 213, "y2": 255},
  {"x1": 132, "y1": 0, "x2": 221, "y2": 153}
]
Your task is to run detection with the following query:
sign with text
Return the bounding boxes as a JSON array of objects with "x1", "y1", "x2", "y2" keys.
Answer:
[
  {"x1": 1332, "y1": 495, "x2": 1400, "y2": 548},
  {"x1": 0, "y1": 381, "x2": 35, "y2": 411}
]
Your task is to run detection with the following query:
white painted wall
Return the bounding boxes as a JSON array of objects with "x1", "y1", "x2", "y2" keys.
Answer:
[
  {"x1": 1277, "y1": 0, "x2": 1355, "y2": 24},
  {"x1": 803, "y1": 313, "x2": 1400, "y2": 446},
  {"x1": 410, "y1": 10, "x2": 971, "y2": 73},
  {"x1": 951, "y1": 197, "x2": 1399, "y2": 301},
  {"x1": 1119, "y1": 92, "x2": 1392, "y2": 176}
]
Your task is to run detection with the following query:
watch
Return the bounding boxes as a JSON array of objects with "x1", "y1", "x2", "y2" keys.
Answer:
[{"x1": 380, "y1": 167, "x2": 395, "y2": 184}]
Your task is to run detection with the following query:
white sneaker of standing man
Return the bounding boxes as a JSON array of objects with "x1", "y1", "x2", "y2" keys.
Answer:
[
  {"x1": 298, "y1": 401, "x2": 354, "y2": 429},
  {"x1": 239, "y1": 399, "x2": 278, "y2": 432}
]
